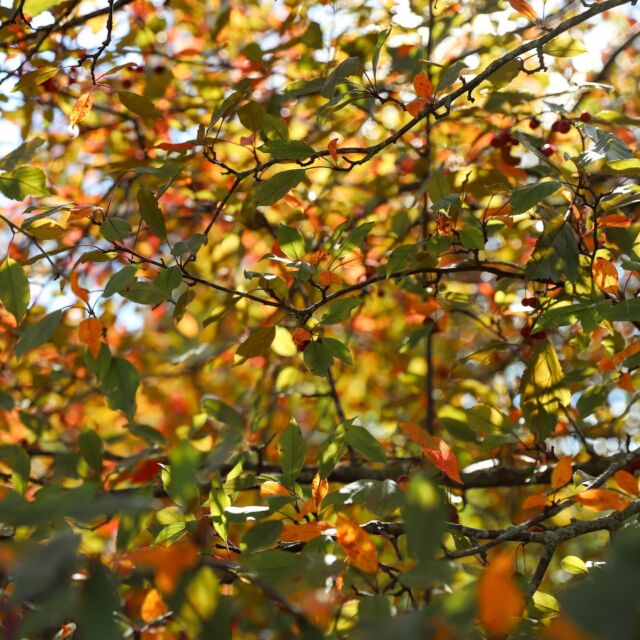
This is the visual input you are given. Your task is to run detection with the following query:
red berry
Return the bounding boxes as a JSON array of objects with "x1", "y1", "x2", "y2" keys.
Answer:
[
  {"x1": 42, "y1": 78, "x2": 58, "y2": 92},
  {"x1": 579, "y1": 112, "x2": 592, "y2": 123},
  {"x1": 508, "y1": 136, "x2": 519, "y2": 146},
  {"x1": 529, "y1": 118, "x2": 541, "y2": 130},
  {"x1": 153, "y1": 65, "x2": 166, "y2": 75},
  {"x1": 121, "y1": 78, "x2": 133, "y2": 89},
  {"x1": 552, "y1": 118, "x2": 571, "y2": 134},
  {"x1": 520, "y1": 326, "x2": 532, "y2": 338},
  {"x1": 497, "y1": 130, "x2": 512, "y2": 144},
  {"x1": 531, "y1": 330, "x2": 547, "y2": 340},
  {"x1": 521, "y1": 296, "x2": 539, "y2": 308},
  {"x1": 490, "y1": 135, "x2": 502, "y2": 148},
  {"x1": 540, "y1": 144, "x2": 555, "y2": 157}
]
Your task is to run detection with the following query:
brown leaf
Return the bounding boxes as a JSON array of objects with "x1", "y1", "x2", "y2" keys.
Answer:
[{"x1": 328, "y1": 138, "x2": 339, "y2": 163}]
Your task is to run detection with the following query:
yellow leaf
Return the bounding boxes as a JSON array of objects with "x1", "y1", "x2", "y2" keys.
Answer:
[
  {"x1": 280, "y1": 521, "x2": 330, "y2": 542},
  {"x1": 70, "y1": 91, "x2": 94, "y2": 127},
  {"x1": 28, "y1": 219, "x2": 65, "y2": 240}
]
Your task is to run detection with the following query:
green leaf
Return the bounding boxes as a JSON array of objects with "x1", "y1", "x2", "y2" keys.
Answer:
[
  {"x1": 437, "y1": 60, "x2": 467, "y2": 90},
  {"x1": 372, "y1": 28, "x2": 392, "y2": 76},
  {"x1": 15, "y1": 309, "x2": 62, "y2": 358},
  {"x1": 172, "y1": 234, "x2": 206, "y2": 257},
  {"x1": 323, "y1": 337, "x2": 353, "y2": 366},
  {"x1": 255, "y1": 170, "x2": 305, "y2": 206},
  {"x1": 259, "y1": 140, "x2": 314, "y2": 160},
  {"x1": 155, "y1": 266, "x2": 182, "y2": 294},
  {"x1": 241, "y1": 520, "x2": 283, "y2": 553},
  {"x1": 320, "y1": 298, "x2": 361, "y2": 325},
  {"x1": 0, "y1": 166, "x2": 51, "y2": 200},
  {"x1": 202, "y1": 396, "x2": 243, "y2": 429},
  {"x1": 278, "y1": 418, "x2": 305, "y2": 485},
  {"x1": 238, "y1": 100, "x2": 264, "y2": 131},
  {"x1": 102, "y1": 357, "x2": 139, "y2": 418},
  {"x1": 543, "y1": 36, "x2": 587, "y2": 57},
  {"x1": 0, "y1": 258, "x2": 30, "y2": 322},
  {"x1": 101, "y1": 217, "x2": 132, "y2": 242},
  {"x1": 103, "y1": 265, "x2": 138, "y2": 298},
  {"x1": 120, "y1": 281, "x2": 169, "y2": 305},
  {"x1": 210, "y1": 471, "x2": 230, "y2": 539},
  {"x1": 165, "y1": 441, "x2": 200, "y2": 510},
  {"x1": 137, "y1": 185, "x2": 167, "y2": 238},
  {"x1": 303, "y1": 341, "x2": 333, "y2": 376},
  {"x1": 526, "y1": 216, "x2": 579, "y2": 283},
  {"x1": 276, "y1": 224, "x2": 305, "y2": 260},
  {"x1": 11, "y1": 66, "x2": 58, "y2": 93},
  {"x1": 0, "y1": 137, "x2": 46, "y2": 172},
  {"x1": 0, "y1": 391, "x2": 15, "y2": 411},
  {"x1": 237, "y1": 326, "x2": 276, "y2": 359},
  {"x1": 262, "y1": 113, "x2": 289, "y2": 141},
  {"x1": 322, "y1": 56, "x2": 361, "y2": 98},
  {"x1": 345, "y1": 425, "x2": 386, "y2": 463},
  {"x1": 78, "y1": 430, "x2": 104, "y2": 473},
  {"x1": 118, "y1": 91, "x2": 161, "y2": 119},
  {"x1": 510, "y1": 181, "x2": 561, "y2": 216},
  {"x1": 317, "y1": 422, "x2": 348, "y2": 478},
  {"x1": 403, "y1": 474, "x2": 445, "y2": 571},
  {"x1": 179, "y1": 567, "x2": 219, "y2": 637}
]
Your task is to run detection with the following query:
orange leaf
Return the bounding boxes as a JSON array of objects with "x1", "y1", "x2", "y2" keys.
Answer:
[
  {"x1": 423, "y1": 437, "x2": 462, "y2": 484},
  {"x1": 399, "y1": 421, "x2": 431, "y2": 448},
  {"x1": 78, "y1": 317, "x2": 103, "y2": 357},
  {"x1": 598, "y1": 214, "x2": 630, "y2": 229},
  {"x1": 260, "y1": 480, "x2": 290, "y2": 497},
  {"x1": 477, "y1": 551, "x2": 525, "y2": 637},
  {"x1": 543, "y1": 615, "x2": 592, "y2": 640},
  {"x1": 141, "y1": 588, "x2": 169, "y2": 623},
  {"x1": 574, "y1": 489, "x2": 629, "y2": 511},
  {"x1": 413, "y1": 71, "x2": 433, "y2": 100},
  {"x1": 312, "y1": 472, "x2": 329, "y2": 509},
  {"x1": 128, "y1": 543, "x2": 199, "y2": 594},
  {"x1": 508, "y1": 0, "x2": 537, "y2": 21},
  {"x1": 619, "y1": 372, "x2": 635, "y2": 393},
  {"x1": 70, "y1": 91, "x2": 93, "y2": 127},
  {"x1": 592, "y1": 257, "x2": 619, "y2": 296},
  {"x1": 292, "y1": 498, "x2": 317, "y2": 521},
  {"x1": 612, "y1": 339, "x2": 640, "y2": 366},
  {"x1": 335, "y1": 517, "x2": 378, "y2": 573},
  {"x1": 614, "y1": 469, "x2": 639, "y2": 496},
  {"x1": 406, "y1": 97, "x2": 427, "y2": 117},
  {"x1": 70, "y1": 270, "x2": 89, "y2": 303},
  {"x1": 522, "y1": 493, "x2": 550, "y2": 510},
  {"x1": 328, "y1": 138, "x2": 339, "y2": 163},
  {"x1": 153, "y1": 141, "x2": 196, "y2": 152},
  {"x1": 280, "y1": 521, "x2": 330, "y2": 542},
  {"x1": 551, "y1": 457, "x2": 573, "y2": 490}
]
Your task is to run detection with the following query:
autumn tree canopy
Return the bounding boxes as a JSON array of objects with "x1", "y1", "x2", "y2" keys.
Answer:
[{"x1": 2, "y1": 0, "x2": 640, "y2": 637}]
